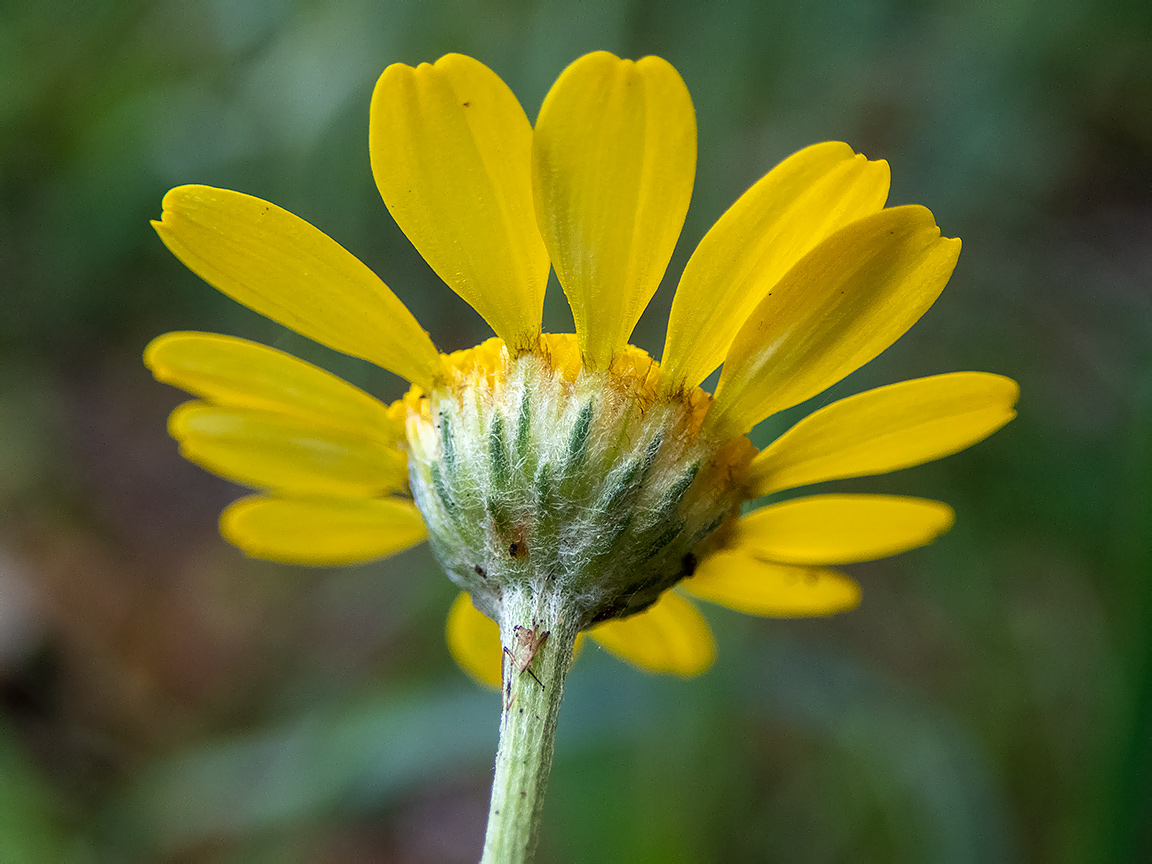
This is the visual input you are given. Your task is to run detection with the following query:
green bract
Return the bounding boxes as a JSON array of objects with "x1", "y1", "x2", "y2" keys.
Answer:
[{"x1": 405, "y1": 338, "x2": 754, "y2": 629}]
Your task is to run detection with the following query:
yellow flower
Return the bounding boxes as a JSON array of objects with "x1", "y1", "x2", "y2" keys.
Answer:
[{"x1": 145, "y1": 51, "x2": 1018, "y2": 688}]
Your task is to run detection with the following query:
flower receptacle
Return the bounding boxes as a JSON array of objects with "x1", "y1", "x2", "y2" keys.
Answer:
[{"x1": 404, "y1": 336, "x2": 755, "y2": 632}]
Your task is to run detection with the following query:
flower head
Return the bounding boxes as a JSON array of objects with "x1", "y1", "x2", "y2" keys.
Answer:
[{"x1": 146, "y1": 52, "x2": 1018, "y2": 687}]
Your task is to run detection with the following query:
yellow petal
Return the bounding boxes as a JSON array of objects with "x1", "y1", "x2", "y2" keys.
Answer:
[
  {"x1": 734, "y1": 494, "x2": 955, "y2": 565},
  {"x1": 662, "y1": 142, "x2": 890, "y2": 387},
  {"x1": 153, "y1": 185, "x2": 441, "y2": 389},
  {"x1": 370, "y1": 55, "x2": 548, "y2": 349},
  {"x1": 706, "y1": 206, "x2": 962, "y2": 437},
  {"x1": 145, "y1": 331, "x2": 402, "y2": 440},
  {"x1": 749, "y1": 372, "x2": 1020, "y2": 495},
  {"x1": 589, "y1": 591, "x2": 714, "y2": 677},
  {"x1": 169, "y1": 402, "x2": 408, "y2": 496},
  {"x1": 532, "y1": 51, "x2": 696, "y2": 369},
  {"x1": 220, "y1": 495, "x2": 427, "y2": 566},
  {"x1": 683, "y1": 550, "x2": 860, "y2": 617},
  {"x1": 446, "y1": 592, "x2": 503, "y2": 689}
]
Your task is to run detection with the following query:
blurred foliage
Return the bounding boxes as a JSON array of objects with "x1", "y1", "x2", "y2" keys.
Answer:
[{"x1": 2, "y1": 0, "x2": 1151, "y2": 861}]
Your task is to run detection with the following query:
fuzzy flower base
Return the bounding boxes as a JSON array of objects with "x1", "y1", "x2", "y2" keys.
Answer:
[{"x1": 407, "y1": 334, "x2": 755, "y2": 630}]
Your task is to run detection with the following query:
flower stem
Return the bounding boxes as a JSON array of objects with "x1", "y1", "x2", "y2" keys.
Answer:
[{"x1": 480, "y1": 587, "x2": 578, "y2": 864}]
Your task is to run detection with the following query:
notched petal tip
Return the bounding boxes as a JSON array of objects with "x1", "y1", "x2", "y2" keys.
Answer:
[
  {"x1": 152, "y1": 184, "x2": 442, "y2": 390},
  {"x1": 156, "y1": 184, "x2": 230, "y2": 227},
  {"x1": 534, "y1": 49, "x2": 695, "y2": 370},
  {"x1": 371, "y1": 53, "x2": 547, "y2": 349}
]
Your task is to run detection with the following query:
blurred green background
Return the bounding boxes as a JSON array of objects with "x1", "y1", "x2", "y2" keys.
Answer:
[{"x1": 2, "y1": 0, "x2": 1150, "y2": 861}]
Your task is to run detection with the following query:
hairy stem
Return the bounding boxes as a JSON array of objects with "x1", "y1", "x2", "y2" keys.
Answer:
[{"x1": 480, "y1": 587, "x2": 578, "y2": 864}]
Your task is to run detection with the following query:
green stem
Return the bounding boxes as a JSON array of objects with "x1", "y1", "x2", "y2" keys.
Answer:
[{"x1": 480, "y1": 588, "x2": 578, "y2": 864}]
